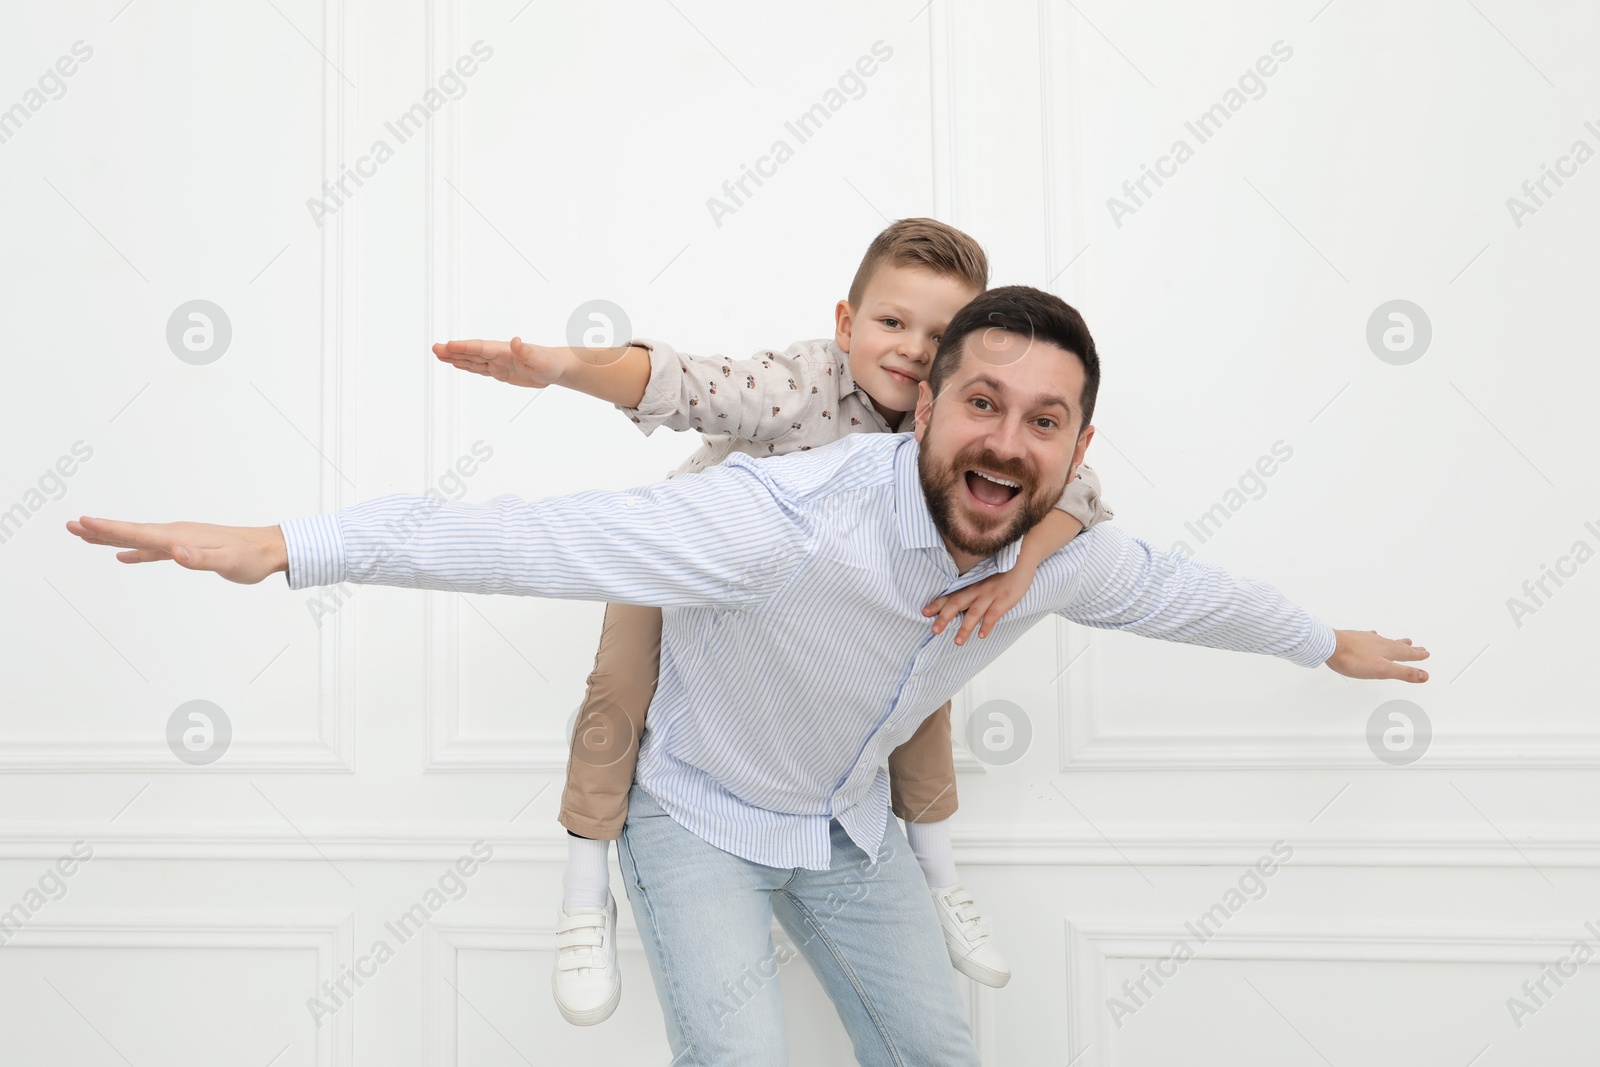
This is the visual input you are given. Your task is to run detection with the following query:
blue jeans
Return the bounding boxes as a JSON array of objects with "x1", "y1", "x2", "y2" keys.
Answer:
[{"x1": 617, "y1": 784, "x2": 980, "y2": 1067}]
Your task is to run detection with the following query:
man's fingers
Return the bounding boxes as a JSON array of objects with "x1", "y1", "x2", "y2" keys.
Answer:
[
  {"x1": 67, "y1": 520, "x2": 114, "y2": 545},
  {"x1": 115, "y1": 548, "x2": 172, "y2": 564},
  {"x1": 1329, "y1": 629, "x2": 1433, "y2": 684},
  {"x1": 70, "y1": 517, "x2": 167, "y2": 552},
  {"x1": 1389, "y1": 662, "x2": 1429, "y2": 683},
  {"x1": 72, "y1": 518, "x2": 226, "y2": 572},
  {"x1": 171, "y1": 546, "x2": 206, "y2": 569},
  {"x1": 1387, "y1": 639, "x2": 1429, "y2": 661}
]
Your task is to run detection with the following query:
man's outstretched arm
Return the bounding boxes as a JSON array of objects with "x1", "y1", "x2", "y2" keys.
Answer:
[
  {"x1": 66, "y1": 455, "x2": 810, "y2": 609},
  {"x1": 1052, "y1": 523, "x2": 1429, "y2": 683}
]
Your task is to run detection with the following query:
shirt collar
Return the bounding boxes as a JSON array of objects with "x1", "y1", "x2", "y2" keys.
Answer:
[{"x1": 893, "y1": 437, "x2": 1023, "y2": 575}]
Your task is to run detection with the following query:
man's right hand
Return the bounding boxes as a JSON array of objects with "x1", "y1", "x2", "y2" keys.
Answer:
[
  {"x1": 432, "y1": 336, "x2": 568, "y2": 389},
  {"x1": 66, "y1": 517, "x2": 288, "y2": 585}
]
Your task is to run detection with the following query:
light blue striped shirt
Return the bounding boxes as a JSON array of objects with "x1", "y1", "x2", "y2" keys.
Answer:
[{"x1": 281, "y1": 432, "x2": 1335, "y2": 869}]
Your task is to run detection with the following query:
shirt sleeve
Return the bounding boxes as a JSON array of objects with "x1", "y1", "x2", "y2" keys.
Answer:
[
  {"x1": 1052, "y1": 522, "x2": 1336, "y2": 668},
  {"x1": 612, "y1": 338, "x2": 826, "y2": 445},
  {"x1": 279, "y1": 455, "x2": 811, "y2": 609},
  {"x1": 1052, "y1": 462, "x2": 1114, "y2": 528}
]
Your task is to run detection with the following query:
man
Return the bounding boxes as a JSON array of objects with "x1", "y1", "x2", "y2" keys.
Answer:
[{"x1": 69, "y1": 286, "x2": 1427, "y2": 1065}]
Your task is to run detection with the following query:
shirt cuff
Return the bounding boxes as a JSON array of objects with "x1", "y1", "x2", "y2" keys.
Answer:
[
  {"x1": 1286, "y1": 618, "x2": 1338, "y2": 669},
  {"x1": 1051, "y1": 487, "x2": 1097, "y2": 528},
  {"x1": 280, "y1": 514, "x2": 346, "y2": 590},
  {"x1": 611, "y1": 337, "x2": 678, "y2": 434}
]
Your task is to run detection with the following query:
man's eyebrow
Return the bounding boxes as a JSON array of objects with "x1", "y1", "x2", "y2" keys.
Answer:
[{"x1": 958, "y1": 373, "x2": 1074, "y2": 414}]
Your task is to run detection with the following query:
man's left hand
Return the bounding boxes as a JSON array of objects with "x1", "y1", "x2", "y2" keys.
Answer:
[{"x1": 1326, "y1": 629, "x2": 1430, "y2": 682}]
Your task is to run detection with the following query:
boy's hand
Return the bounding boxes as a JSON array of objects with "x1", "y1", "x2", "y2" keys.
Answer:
[
  {"x1": 66, "y1": 516, "x2": 287, "y2": 585},
  {"x1": 922, "y1": 563, "x2": 1038, "y2": 646},
  {"x1": 432, "y1": 336, "x2": 568, "y2": 389},
  {"x1": 1326, "y1": 630, "x2": 1430, "y2": 682}
]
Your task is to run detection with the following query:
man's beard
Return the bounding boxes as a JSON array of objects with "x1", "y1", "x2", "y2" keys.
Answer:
[{"x1": 918, "y1": 441, "x2": 1066, "y2": 559}]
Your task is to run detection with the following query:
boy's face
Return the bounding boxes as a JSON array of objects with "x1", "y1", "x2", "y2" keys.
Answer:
[{"x1": 834, "y1": 264, "x2": 981, "y2": 423}]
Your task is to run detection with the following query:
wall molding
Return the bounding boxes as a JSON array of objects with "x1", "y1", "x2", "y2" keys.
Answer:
[
  {"x1": 417, "y1": 0, "x2": 572, "y2": 775},
  {"x1": 1034, "y1": 16, "x2": 1600, "y2": 772},
  {"x1": 1054, "y1": 620, "x2": 1600, "y2": 769},
  {"x1": 422, "y1": 916, "x2": 651, "y2": 1065},
  {"x1": 5, "y1": 0, "x2": 357, "y2": 775},
  {"x1": 6, "y1": 821, "x2": 1600, "y2": 867},
  {"x1": 423, "y1": 912, "x2": 993, "y2": 1062},
  {"x1": 2, "y1": 911, "x2": 353, "y2": 1067},
  {"x1": 0, "y1": 738, "x2": 352, "y2": 773},
  {"x1": 1038, "y1": 0, "x2": 1088, "y2": 293},
  {"x1": 417, "y1": 0, "x2": 986, "y2": 779},
  {"x1": 1065, "y1": 917, "x2": 1580, "y2": 1065}
]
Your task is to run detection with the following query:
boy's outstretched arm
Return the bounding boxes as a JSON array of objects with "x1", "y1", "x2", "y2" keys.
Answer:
[
  {"x1": 923, "y1": 464, "x2": 1111, "y2": 645},
  {"x1": 438, "y1": 335, "x2": 837, "y2": 444},
  {"x1": 433, "y1": 337, "x2": 652, "y2": 407},
  {"x1": 924, "y1": 508, "x2": 1082, "y2": 645}
]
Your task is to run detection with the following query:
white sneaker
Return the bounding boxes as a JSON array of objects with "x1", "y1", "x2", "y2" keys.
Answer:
[
  {"x1": 553, "y1": 892, "x2": 621, "y2": 1025},
  {"x1": 930, "y1": 883, "x2": 1011, "y2": 988}
]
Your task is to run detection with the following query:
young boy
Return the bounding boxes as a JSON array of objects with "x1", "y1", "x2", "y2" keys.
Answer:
[{"x1": 433, "y1": 219, "x2": 1114, "y2": 1024}]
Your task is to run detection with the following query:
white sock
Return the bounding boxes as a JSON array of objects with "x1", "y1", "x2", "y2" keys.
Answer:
[
  {"x1": 562, "y1": 835, "x2": 612, "y2": 911},
  {"x1": 904, "y1": 818, "x2": 960, "y2": 890}
]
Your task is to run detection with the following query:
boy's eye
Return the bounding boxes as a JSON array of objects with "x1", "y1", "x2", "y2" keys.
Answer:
[{"x1": 882, "y1": 318, "x2": 901, "y2": 329}]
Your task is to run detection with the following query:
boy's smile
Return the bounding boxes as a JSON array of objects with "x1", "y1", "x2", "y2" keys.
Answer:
[{"x1": 834, "y1": 263, "x2": 981, "y2": 425}]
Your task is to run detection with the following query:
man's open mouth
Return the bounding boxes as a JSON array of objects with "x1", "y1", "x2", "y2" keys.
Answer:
[{"x1": 963, "y1": 469, "x2": 1022, "y2": 510}]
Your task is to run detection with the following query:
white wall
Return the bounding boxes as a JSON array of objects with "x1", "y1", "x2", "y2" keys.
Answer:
[{"x1": 1, "y1": 1, "x2": 1596, "y2": 1064}]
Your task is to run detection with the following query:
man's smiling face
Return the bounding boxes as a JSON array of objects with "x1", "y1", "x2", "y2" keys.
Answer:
[{"x1": 913, "y1": 328, "x2": 1095, "y2": 573}]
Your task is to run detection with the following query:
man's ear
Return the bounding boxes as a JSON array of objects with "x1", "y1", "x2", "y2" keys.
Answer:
[
  {"x1": 913, "y1": 380, "x2": 935, "y2": 442},
  {"x1": 1068, "y1": 423, "x2": 1095, "y2": 478},
  {"x1": 833, "y1": 299, "x2": 853, "y2": 353}
]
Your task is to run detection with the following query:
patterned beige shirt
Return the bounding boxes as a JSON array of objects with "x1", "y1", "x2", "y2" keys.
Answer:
[{"x1": 614, "y1": 336, "x2": 1112, "y2": 528}]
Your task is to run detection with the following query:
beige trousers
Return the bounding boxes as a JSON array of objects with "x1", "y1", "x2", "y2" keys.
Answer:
[{"x1": 557, "y1": 601, "x2": 960, "y2": 840}]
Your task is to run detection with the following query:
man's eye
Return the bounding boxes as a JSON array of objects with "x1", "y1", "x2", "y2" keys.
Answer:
[
  {"x1": 969, "y1": 397, "x2": 992, "y2": 411},
  {"x1": 1036, "y1": 418, "x2": 1057, "y2": 430}
]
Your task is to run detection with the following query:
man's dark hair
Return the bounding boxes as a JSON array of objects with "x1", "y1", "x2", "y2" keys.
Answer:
[{"x1": 928, "y1": 285, "x2": 1101, "y2": 433}]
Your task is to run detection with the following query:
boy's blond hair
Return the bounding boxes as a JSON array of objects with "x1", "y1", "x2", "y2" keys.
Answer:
[{"x1": 846, "y1": 218, "x2": 989, "y2": 310}]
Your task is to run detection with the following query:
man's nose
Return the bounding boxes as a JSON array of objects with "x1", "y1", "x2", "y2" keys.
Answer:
[{"x1": 979, "y1": 415, "x2": 1030, "y2": 467}]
